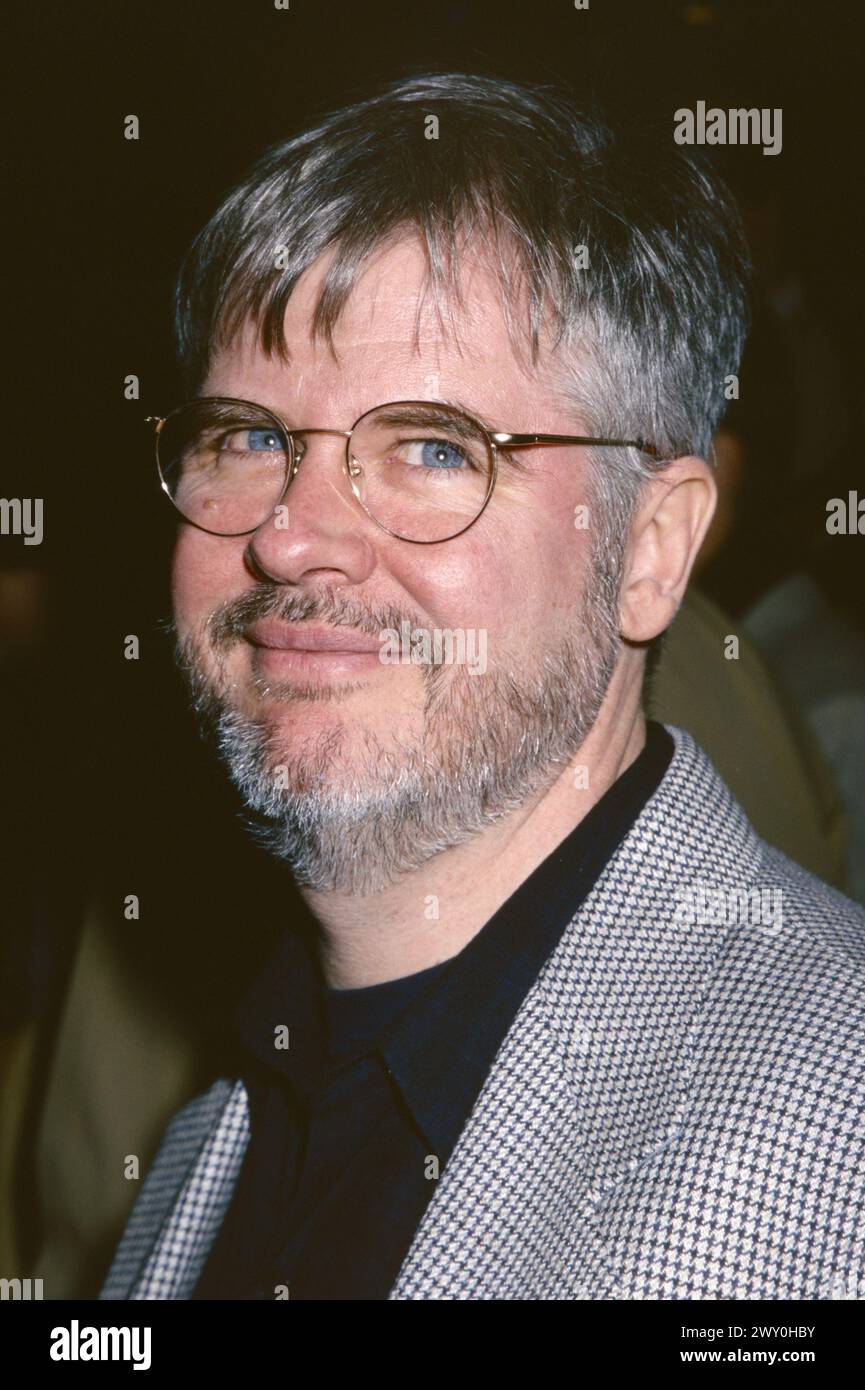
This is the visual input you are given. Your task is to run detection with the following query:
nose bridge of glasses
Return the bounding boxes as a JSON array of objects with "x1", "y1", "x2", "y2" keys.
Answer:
[
  {"x1": 281, "y1": 429, "x2": 363, "y2": 509},
  {"x1": 288, "y1": 426, "x2": 352, "y2": 466},
  {"x1": 290, "y1": 427, "x2": 353, "y2": 439}
]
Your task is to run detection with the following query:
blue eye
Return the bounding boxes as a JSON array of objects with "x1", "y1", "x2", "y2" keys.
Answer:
[
  {"x1": 215, "y1": 426, "x2": 286, "y2": 455},
  {"x1": 416, "y1": 439, "x2": 466, "y2": 470},
  {"x1": 245, "y1": 428, "x2": 284, "y2": 451}
]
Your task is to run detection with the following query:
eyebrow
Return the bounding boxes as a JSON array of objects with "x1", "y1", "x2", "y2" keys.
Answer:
[
  {"x1": 196, "y1": 393, "x2": 505, "y2": 438},
  {"x1": 438, "y1": 395, "x2": 499, "y2": 433},
  {"x1": 370, "y1": 399, "x2": 498, "y2": 443}
]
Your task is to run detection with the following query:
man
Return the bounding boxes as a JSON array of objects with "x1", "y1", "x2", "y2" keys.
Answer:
[{"x1": 101, "y1": 73, "x2": 865, "y2": 1301}]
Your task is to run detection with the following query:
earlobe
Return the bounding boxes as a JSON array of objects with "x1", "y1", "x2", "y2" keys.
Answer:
[
  {"x1": 620, "y1": 576, "x2": 681, "y2": 643},
  {"x1": 618, "y1": 459, "x2": 716, "y2": 644}
]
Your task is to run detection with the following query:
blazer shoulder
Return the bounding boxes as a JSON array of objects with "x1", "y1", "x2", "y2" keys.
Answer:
[
  {"x1": 694, "y1": 835, "x2": 865, "y2": 1110},
  {"x1": 757, "y1": 837, "x2": 865, "y2": 977},
  {"x1": 652, "y1": 729, "x2": 865, "y2": 1078},
  {"x1": 99, "y1": 1077, "x2": 243, "y2": 1300},
  {"x1": 663, "y1": 725, "x2": 865, "y2": 977}
]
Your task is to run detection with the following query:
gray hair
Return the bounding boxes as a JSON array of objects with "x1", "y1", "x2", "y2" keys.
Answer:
[{"x1": 173, "y1": 71, "x2": 751, "y2": 606}]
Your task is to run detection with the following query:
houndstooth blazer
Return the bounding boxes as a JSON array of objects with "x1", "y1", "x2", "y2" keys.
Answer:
[{"x1": 100, "y1": 725, "x2": 865, "y2": 1301}]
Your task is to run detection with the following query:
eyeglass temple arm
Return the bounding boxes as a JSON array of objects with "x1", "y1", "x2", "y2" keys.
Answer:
[{"x1": 491, "y1": 431, "x2": 661, "y2": 460}]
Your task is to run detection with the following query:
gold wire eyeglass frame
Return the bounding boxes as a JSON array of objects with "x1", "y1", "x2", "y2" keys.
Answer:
[{"x1": 148, "y1": 395, "x2": 662, "y2": 545}]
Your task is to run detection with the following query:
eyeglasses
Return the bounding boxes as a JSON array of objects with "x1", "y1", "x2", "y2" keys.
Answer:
[{"x1": 148, "y1": 396, "x2": 660, "y2": 545}]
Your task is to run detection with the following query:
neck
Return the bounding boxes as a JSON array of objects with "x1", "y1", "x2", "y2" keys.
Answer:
[{"x1": 300, "y1": 675, "x2": 647, "y2": 989}]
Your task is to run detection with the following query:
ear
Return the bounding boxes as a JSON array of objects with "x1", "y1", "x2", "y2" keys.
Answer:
[{"x1": 619, "y1": 456, "x2": 717, "y2": 642}]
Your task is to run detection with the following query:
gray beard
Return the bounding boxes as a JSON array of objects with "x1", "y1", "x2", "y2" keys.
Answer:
[{"x1": 174, "y1": 560, "x2": 622, "y2": 896}]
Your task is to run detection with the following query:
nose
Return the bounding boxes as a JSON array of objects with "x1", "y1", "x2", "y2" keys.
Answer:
[{"x1": 244, "y1": 428, "x2": 377, "y2": 588}]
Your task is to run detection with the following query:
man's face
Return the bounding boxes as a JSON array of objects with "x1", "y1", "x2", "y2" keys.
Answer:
[{"x1": 172, "y1": 236, "x2": 624, "y2": 893}]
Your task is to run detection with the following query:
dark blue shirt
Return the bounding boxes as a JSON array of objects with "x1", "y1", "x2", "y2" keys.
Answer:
[{"x1": 192, "y1": 721, "x2": 674, "y2": 1300}]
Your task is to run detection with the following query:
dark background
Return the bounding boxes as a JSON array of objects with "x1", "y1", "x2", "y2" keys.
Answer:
[{"x1": 2, "y1": 0, "x2": 863, "y2": 1088}]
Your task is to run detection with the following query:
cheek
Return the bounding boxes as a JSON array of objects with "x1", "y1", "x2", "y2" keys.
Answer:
[
  {"x1": 461, "y1": 472, "x2": 594, "y2": 634},
  {"x1": 171, "y1": 530, "x2": 244, "y2": 629},
  {"x1": 393, "y1": 521, "x2": 580, "y2": 653}
]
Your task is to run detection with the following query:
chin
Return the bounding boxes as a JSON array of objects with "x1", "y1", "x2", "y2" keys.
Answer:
[{"x1": 261, "y1": 692, "x2": 410, "y2": 746}]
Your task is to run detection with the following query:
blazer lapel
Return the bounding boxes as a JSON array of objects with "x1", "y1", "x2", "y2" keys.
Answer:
[{"x1": 390, "y1": 726, "x2": 763, "y2": 1298}]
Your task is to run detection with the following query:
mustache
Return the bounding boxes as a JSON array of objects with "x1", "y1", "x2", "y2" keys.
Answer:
[{"x1": 163, "y1": 584, "x2": 432, "y2": 656}]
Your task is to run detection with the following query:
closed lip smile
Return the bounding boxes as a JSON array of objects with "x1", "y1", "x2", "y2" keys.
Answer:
[
  {"x1": 243, "y1": 620, "x2": 385, "y2": 683},
  {"x1": 245, "y1": 620, "x2": 382, "y2": 655}
]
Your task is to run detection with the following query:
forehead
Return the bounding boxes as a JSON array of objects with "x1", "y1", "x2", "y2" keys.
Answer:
[{"x1": 204, "y1": 235, "x2": 569, "y2": 420}]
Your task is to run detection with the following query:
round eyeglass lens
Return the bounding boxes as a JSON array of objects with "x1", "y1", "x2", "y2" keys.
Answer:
[
  {"x1": 348, "y1": 402, "x2": 494, "y2": 542},
  {"x1": 158, "y1": 399, "x2": 290, "y2": 536}
]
